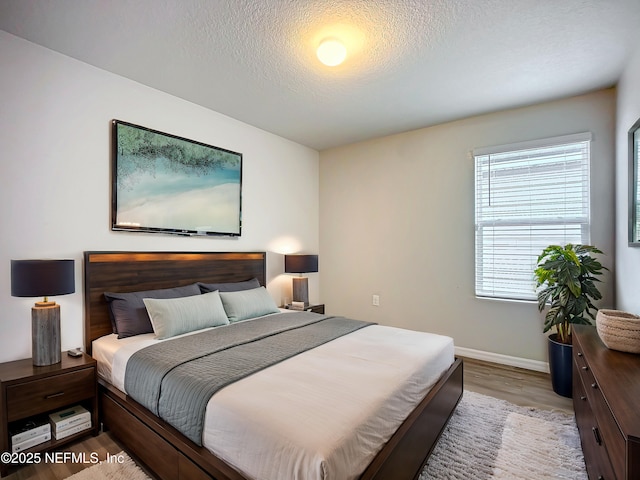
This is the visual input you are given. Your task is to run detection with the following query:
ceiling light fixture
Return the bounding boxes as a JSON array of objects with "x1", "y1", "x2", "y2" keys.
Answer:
[{"x1": 316, "y1": 38, "x2": 347, "y2": 67}]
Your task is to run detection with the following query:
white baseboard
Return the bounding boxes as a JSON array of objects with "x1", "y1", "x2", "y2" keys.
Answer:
[{"x1": 455, "y1": 346, "x2": 549, "y2": 373}]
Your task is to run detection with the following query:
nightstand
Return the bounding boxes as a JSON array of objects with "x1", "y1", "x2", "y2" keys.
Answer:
[
  {"x1": 0, "y1": 353, "x2": 98, "y2": 477},
  {"x1": 306, "y1": 304, "x2": 325, "y2": 314},
  {"x1": 284, "y1": 304, "x2": 325, "y2": 314}
]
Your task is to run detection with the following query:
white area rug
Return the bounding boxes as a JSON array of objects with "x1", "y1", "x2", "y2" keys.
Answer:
[
  {"x1": 65, "y1": 451, "x2": 150, "y2": 480},
  {"x1": 420, "y1": 390, "x2": 587, "y2": 479},
  {"x1": 65, "y1": 392, "x2": 586, "y2": 479}
]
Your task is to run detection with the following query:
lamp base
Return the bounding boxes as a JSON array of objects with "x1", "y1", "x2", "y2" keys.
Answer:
[
  {"x1": 292, "y1": 277, "x2": 309, "y2": 306},
  {"x1": 32, "y1": 303, "x2": 61, "y2": 366}
]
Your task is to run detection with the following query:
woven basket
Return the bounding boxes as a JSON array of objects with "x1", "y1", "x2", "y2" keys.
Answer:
[{"x1": 596, "y1": 309, "x2": 640, "y2": 354}]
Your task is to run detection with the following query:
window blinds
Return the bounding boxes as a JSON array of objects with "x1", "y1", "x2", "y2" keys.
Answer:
[{"x1": 474, "y1": 134, "x2": 591, "y2": 301}]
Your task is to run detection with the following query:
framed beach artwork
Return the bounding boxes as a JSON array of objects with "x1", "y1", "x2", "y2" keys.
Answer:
[{"x1": 111, "y1": 120, "x2": 242, "y2": 237}]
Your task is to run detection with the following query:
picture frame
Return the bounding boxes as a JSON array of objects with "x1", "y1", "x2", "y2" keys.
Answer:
[
  {"x1": 629, "y1": 116, "x2": 640, "y2": 246},
  {"x1": 111, "y1": 120, "x2": 242, "y2": 237}
]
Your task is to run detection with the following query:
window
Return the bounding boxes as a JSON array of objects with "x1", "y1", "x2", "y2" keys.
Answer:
[{"x1": 474, "y1": 133, "x2": 591, "y2": 301}]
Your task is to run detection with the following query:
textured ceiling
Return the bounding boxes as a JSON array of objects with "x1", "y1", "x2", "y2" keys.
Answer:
[{"x1": 1, "y1": 0, "x2": 639, "y2": 150}]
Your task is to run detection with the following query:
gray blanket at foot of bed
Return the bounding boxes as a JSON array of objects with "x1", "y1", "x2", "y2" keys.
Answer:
[{"x1": 125, "y1": 312, "x2": 374, "y2": 445}]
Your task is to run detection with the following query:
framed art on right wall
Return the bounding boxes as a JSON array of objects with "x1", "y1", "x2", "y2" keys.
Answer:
[{"x1": 630, "y1": 116, "x2": 640, "y2": 246}]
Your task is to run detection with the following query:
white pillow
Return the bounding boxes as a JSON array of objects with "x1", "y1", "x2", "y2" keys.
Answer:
[
  {"x1": 219, "y1": 287, "x2": 280, "y2": 323},
  {"x1": 143, "y1": 290, "x2": 229, "y2": 339}
]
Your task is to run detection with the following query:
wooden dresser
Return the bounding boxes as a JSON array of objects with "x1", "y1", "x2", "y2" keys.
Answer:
[{"x1": 573, "y1": 325, "x2": 640, "y2": 480}]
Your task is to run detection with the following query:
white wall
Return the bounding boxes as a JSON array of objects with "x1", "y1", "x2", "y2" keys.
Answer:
[
  {"x1": 615, "y1": 48, "x2": 640, "y2": 313},
  {"x1": 320, "y1": 89, "x2": 616, "y2": 364},
  {"x1": 0, "y1": 31, "x2": 319, "y2": 363}
]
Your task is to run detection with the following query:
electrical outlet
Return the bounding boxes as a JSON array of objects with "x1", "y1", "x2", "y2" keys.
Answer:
[{"x1": 372, "y1": 294, "x2": 380, "y2": 306}]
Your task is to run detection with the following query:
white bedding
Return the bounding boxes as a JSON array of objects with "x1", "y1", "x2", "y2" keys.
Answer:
[{"x1": 93, "y1": 317, "x2": 454, "y2": 480}]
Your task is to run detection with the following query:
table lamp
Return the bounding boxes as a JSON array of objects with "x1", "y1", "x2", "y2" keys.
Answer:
[
  {"x1": 284, "y1": 254, "x2": 318, "y2": 307},
  {"x1": 11, "y1": 259, "x2": 75, "y2": 366}
]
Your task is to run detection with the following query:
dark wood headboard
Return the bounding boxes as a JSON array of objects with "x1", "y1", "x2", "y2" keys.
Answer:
[{"x1": 83, "y1": 251, "x2": 267, "y2": 354}]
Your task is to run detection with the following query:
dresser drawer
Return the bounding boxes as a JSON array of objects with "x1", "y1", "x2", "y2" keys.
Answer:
[
  {"x1": 574, "y1": 349, "x2": 589, "y2": 371},
  {"x1": 575, "y1": 350, "x2": 626, "y2": 479},
  {"x1": 574, "y1": 359, "x2": 616, "y2": 480},
  {"x1": 6, "y1": 368, "x2": 95, "y2": 422}
]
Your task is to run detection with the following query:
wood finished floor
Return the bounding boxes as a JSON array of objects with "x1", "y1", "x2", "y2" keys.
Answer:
[
  {"x1": 462, "y1": 356, "x2": 574, "y2": 414},
  {"x1": 4, "y1": 357, "x2": 574, "y2": 479}
]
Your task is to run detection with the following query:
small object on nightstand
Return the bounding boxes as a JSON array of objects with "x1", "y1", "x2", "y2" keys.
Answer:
[
  {"x1": 67, "y1": 348, "x2": 83, "y2": 357},
  {"x1": 10, "y1": 415, "x2": 51, "y2": 453},
  {"x1": 49, "y1": 405, "x2": 92, "y2": 439}
]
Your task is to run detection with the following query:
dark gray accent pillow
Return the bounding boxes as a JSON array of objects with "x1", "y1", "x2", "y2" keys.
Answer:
[
  {"x1": 104, "y1": 283, "x2": 201, "y2": 338},
  {"x1": 197, "y1": 278, "x2": 261, "y2": 294}
]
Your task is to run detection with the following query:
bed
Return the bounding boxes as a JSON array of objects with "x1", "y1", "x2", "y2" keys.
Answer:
[{"x1": 84, "y1": 251, "x2": 463, "y2": 480}]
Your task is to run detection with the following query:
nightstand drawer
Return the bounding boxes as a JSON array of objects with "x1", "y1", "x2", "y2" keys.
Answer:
[{"x1": 6, "y1": 368, "x2": 94, "y2": 422}]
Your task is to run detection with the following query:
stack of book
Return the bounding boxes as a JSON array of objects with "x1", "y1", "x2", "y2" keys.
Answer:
[
  {"x1": 49, "y1": 405, "x2": 91, "y2": 440},
  {"x1": 10, "y1": 415, "x2": 51, "y2": 453}
]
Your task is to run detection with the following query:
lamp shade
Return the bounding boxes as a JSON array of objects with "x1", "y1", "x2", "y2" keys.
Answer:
[
  {"x1": 284, "y1": 255, "x2": 318, "y2": 274},
  {"x1": 11, "y1": 259, "x2": 75, "y2": 297}
]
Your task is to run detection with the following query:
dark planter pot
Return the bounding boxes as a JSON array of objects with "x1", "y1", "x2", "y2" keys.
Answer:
[{"x1": 548, "y1": 334, "x2": 573, "y2": 398}]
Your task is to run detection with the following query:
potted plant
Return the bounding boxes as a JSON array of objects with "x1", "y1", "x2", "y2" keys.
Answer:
[{"x1": 534, "y1": 244, "x2": 606, "y2": 397}]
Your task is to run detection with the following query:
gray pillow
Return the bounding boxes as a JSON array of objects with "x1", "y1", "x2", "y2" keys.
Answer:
[
  {"x1": 104, "y1": 283, "x2": 201, "y2": 338},
  {"x1": 143, "y1": 290, "x2": 229, "y2": 339},
  {"x1": 197, "y1": 278, "x2": 261, "y2": 294},
  {"x1": 219, "y1": 287, "x2": 280, "y2": 323}
]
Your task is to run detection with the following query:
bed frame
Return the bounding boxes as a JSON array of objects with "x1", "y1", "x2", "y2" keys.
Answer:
[{"x1": 84, "y1": 251, "x2": 463, "y2": 480}]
